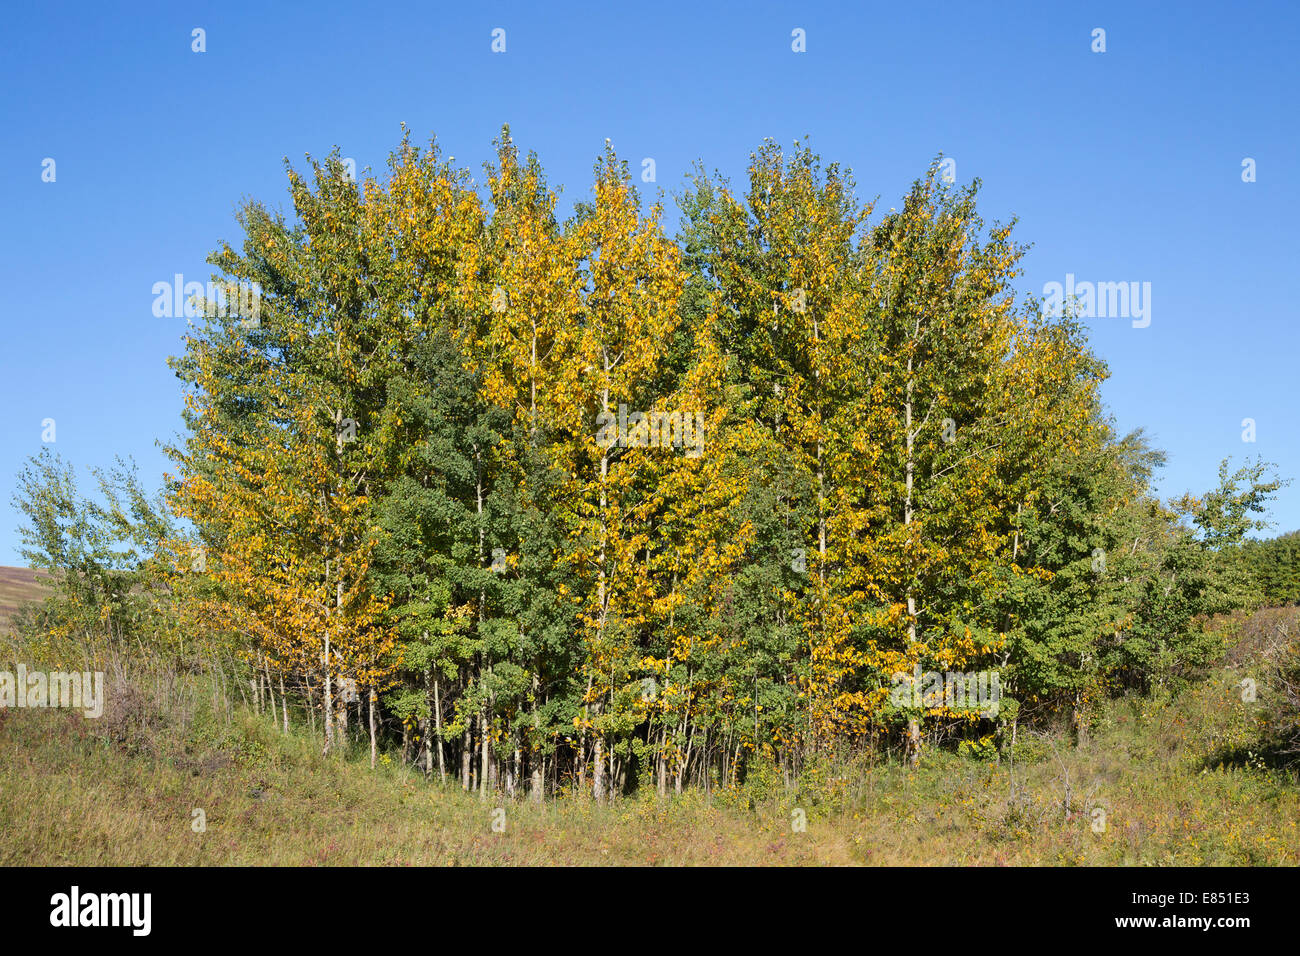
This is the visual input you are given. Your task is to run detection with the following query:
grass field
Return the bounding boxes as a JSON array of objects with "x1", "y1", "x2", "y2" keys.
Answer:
[{"x1": 2, "y1": 606, "x2": 1297, "y2": 866}]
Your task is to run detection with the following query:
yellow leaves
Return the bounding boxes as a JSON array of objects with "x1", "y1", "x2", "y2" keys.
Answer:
[{"x1": 162, "y1": 132, "x2": 1128, "y2": 770}]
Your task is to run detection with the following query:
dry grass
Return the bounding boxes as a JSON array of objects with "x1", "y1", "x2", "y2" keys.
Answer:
[
  {"x1": 1, "y1": 685, "x2": 1296, "y2": 865},
  {"x1": 2, "y1": 610, "x2": 1298, "y2": 866}
]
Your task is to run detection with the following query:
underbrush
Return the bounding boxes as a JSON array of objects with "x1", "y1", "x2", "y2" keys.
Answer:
[
  {"x1": 3, "y1": 607, "x2": 1298, "y2": 865},
  {"x1": 1, "y1": 661, "x2": 1296, "y2": 864}
]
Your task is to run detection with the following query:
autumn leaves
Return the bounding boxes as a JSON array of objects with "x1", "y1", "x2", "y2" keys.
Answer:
[{"x1": 167, "y1": 128, "x2": 1108, "y2": 789}]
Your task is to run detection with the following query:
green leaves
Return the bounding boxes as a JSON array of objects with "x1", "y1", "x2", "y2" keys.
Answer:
[{"x1": 149, "y1": 130, "x2": 1284, "y2": 783}]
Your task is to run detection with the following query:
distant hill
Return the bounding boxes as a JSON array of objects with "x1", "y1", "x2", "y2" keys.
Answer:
[{"x1": 0, "y1": 567, "x2": 53, "y2": 634}]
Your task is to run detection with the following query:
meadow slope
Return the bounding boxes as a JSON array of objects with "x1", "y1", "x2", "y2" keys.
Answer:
[
  {"x1": 2, "y1": 609, "x2": 1296, "y2": 866},
  {"x1": 0, "y1": 567, "x2": 50, "y2": 635}
]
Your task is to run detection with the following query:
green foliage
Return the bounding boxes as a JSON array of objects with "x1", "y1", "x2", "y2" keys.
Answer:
[
  {"x1": 12, "y1": 131, "x2": 1290, "y2": 797},
  {"x1": 9, "y1": 448, "x2": 182, "y2": 663},
  {"x1": 1238, "y1": 530, "x2": 1300, "y2": 607}
]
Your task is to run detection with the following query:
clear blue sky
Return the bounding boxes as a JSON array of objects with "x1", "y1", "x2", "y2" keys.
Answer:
[{"x1": 1, "y1": 0, "x2": 1297, "y2": 564}]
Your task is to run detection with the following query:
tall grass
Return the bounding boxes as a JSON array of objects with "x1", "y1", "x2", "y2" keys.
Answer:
[{"x1": 3, "y1": 610, "x2": 1297, "y2": 865}]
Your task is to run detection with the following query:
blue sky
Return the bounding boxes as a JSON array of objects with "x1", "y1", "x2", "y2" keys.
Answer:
[{"x1": 1, "y1": 0, "x2": 1297, "y2": 564}]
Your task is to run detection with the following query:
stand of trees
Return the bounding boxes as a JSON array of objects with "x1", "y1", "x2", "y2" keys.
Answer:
[
  {"x1": 12, "y1": 129, "x2": 1284, "y2": 797},
  {"x1": 1239, "y1": 531, "x2": 1300, "y2": 607}
]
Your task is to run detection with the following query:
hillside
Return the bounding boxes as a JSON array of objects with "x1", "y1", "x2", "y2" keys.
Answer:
[{"x1": 0, "y1": 566, "x2": 51, "y2": 634}]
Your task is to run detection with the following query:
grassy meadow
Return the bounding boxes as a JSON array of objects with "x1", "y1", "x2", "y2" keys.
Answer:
[{"x1": 3, "y1": 606, "x2": 1296, "y2": 867}]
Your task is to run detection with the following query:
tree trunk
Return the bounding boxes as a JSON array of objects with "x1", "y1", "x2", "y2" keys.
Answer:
[
  {"x1": 593, "y1": 734, "x2": 606, "y2": 804},
  {"x1": 905, "y1": 350, "x2": 921, "y2": 768},
  {"x1": 266, "y1": 659, "x2": 278, "y2": 728},
  {"x1": 480, "y1": 705, "x2": 490, "y2": 800},
  {"x1": 433, "y1": 674, "x2": 446, "y2": 784},
  {"x1": 280, "y1": 674, "x2": 289, "y2": 734},
  {"x1": 322, "y1": 635, "x2": 335, "y2": 755},
  {"x1": 461, "y1": 715, "x2": 472, "y2": 791},
  {"x1": 656, "y1": 722, "x2": 667, "y2": 798},
  {"x1": 577, "y1": 672, "x2": 592, "y2": 796},
  {"x1": 368, "y1": 689, "x2": 377, "y2": 769}
]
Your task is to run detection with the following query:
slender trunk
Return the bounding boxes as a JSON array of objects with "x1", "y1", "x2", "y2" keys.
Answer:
[
  {"x1": 322, "y1": 634, "x2": 335, "y2": 755},
  {"x1": 1012, "y1": 502, "x2": 1022, "y2": 562},
  {"x1": 306, "y1": 675, "x2": 316, "y2": 736},
  {"x1": 469, "y1": 713, "x2": 479, "y2": 792},
  {"x1": 814, "y1": 312, "x2": 826, "y2": 587},
  {"x1": 510, "y1": 733, "x2": 520, "y2": 798},
  {"x1": 529, "y1": 672, "x2": 541, "y2": 801},
  {"x1": 433, "y1": 674, "x2": 446, "y2": 784},
  {"x1": 368, "y1": 689, "x2": 377, "y2": 769},
  {"x1": 480, "y1": 704, "x2": 490, "y2": 800},
  {"x1": 265, "y1": 658, "x2": 277, "y2": 728},
  {"x1": 461, "y1": 711, "x2": 472, "y2": 791},
  {"x1": 475, "y1": 444, "x2": 486, "y2": 619},
  {"x1": 679, "y1": 709, "x2": 693, "y2": 794},
  {"x1": 591, "y1": 368, "x2": 613, "y2": 806},
  {"x1": 489, "y1": 691, "x2": 498, "y2": 792},
  {"x1": 339, "y1": 691, "x2": 349, "y2": 745},
  {"x1": 656, "y1": 722, "x2": 668, "y2": 798},
  {"x1": 279, "y1": 674, "x2": 289, "y2": 733},
  {"x1": 211, "y1": 653, "x2": 221, "y2": 716},
  {"x1": 578, "y1": 672, "x2": 592, "y2": 795},
  {"x1": 905, "y1": 349, "x2": 921, "y2": 768}
]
